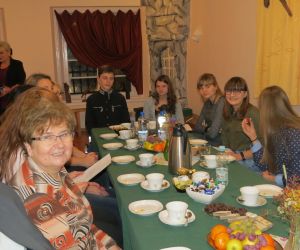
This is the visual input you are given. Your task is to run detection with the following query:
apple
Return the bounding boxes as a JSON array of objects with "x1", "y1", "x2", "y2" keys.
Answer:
[{"x1": 226, "y1": 239, "x2": 243, "y2": 250}]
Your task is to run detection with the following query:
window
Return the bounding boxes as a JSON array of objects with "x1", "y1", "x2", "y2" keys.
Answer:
[{"x1": 52, "y1": 7, "x2": 140, "y2": 100}]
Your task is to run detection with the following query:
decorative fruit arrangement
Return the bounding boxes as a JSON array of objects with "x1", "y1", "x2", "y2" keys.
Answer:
[
  {"x1": 208, "y1": 220, "x2": 275, "y2": 250},
  {"x1": 143, "y1": 135, "x2": 166, "y2": 152}
]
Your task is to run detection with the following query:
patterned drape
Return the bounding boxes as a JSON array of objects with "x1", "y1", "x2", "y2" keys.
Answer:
[
  {"x1": 55, "y1": 10, "x2": 143, "y2": 94},
  {"x1": 255, "y1": 0, "x2": 300, "y2": 104}
]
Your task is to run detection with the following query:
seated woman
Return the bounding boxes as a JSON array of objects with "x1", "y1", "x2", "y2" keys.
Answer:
[
  {"x1": 221, "y1": 76, "x2": 261, "y2": 171},
  {"x1": 143, "y1": 75, "x2": 184, "y2": 124},
  {"x1": 194, "y1": 73, "x2": 224, "y2": 146},
  {"x1": 242, "y1": 86, "x2": 300, "y2": 186},
  {"x1": 0, "y1": 88, "x2": 120, "y2": 249}
]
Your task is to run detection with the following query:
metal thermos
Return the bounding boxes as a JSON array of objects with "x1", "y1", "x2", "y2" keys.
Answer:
[{"x1": 168, "y1": 124, "x2": 191, "y2": 174}]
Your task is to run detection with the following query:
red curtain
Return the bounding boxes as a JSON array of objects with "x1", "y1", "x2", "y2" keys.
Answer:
[{"x1": 55, "y1": 10, "x2": 143, "y2": 94}]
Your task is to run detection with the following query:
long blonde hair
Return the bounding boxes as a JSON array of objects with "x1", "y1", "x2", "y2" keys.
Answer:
[
  {"x1": 0, "y1": 87, "x2": 75, "y2": 182},
  {"x1": 259, "y1": 86, "x2": 300, "y2": 172}
]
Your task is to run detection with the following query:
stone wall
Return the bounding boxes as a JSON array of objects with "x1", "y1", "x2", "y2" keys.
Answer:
[{"x1": 141, "y1": 0, "x2": 190, "y2": 106}]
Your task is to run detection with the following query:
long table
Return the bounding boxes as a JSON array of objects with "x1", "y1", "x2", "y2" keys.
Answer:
[{"x1": 91, "y1": 128, "x2": 289, "y2": 250}]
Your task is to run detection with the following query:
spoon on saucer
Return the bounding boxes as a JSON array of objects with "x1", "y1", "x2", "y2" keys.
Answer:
[{"x1": 185, "y1": 211, "x2": 192, "y2": 226}]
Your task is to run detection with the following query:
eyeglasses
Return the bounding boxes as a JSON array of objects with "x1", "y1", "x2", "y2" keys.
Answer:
[
  {"x1": 31, "y1": 131, "x2": 74, "y2": 143},
  {"x1": 225, "y1": 90, "x2": 245, "y2": 96}
]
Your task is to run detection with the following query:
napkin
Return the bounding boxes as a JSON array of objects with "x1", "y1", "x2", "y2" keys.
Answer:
[{"x1": 74, "y1": 154, "x2": 111, "y2": 183}]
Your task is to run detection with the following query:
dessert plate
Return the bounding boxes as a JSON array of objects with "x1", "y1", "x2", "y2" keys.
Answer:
[
  {"x1": 128, "y1": 200, "x2": 163, "y2": 216},
  {"x1": 158, "y1": 209, "x2": 195, "y2": 226},
  {"x1": 236, "y1": 196, "x2": 267, "y2": 207},
  {"x1": 254, "y1": 184, "x2": 283, "y2": 198},
  {"x1": 140, "y1": 180, "x2": 170, "y2": 192},
  {"x1": 102, "y1": 142, "x2": 123, "y2": 150},
  {"x1": 112, "y1": 155, "x2": 135, "y2": 164},
  {"x1": 189, "y1": 139, "x2": 208, "y2": 145},
  {"x1": 117, "y1": 173, "x2": 145, "y2": 186},
  {"x1": 100, "y1": 133, "x2": 118, "y2": 140}
]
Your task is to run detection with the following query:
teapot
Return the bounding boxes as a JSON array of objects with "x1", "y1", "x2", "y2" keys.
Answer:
[{"x1": 168, "y1": 124, "x2": 192, "y2": 174}]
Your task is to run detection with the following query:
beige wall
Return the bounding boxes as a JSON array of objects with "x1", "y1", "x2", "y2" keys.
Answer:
[
  {"x1": 187, "y1": 0, "x2": 257, "y2": 115},
  {"x1": 1, "y1": 0, "x2": 259, "y2": 115}
]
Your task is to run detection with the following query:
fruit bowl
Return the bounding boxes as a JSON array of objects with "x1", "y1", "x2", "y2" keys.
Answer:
[
  {"x1": 143, "y1": 135, "x2": 166, "y2": 152},
  {"x1": 186, "y1": 184, "x2": 225, "y2": 204}
]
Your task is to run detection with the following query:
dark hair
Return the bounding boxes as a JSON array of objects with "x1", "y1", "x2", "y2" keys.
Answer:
[
  {"x1": 152, "y1": 75, "x2": 177, "y2": 115},
  {"x1": 196, "y1": 73, "x2": 223, "y2": 101},
  {"x1": 98, "y1": 65, "x2": 115, "y2": 77},
  {"x1": 223, "y1": 76, "x2": 250, "y2": 120}
]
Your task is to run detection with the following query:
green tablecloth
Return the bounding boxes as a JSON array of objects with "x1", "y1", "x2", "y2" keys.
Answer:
[{"x1": 91, "y1": 128, "x2": 289, "y2": 250}]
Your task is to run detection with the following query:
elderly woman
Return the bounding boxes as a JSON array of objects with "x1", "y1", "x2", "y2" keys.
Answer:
[
  {"x1": 0, "y1": 88, "x2": 120, "y2": 249},
  {"x1": 0, "y1": 41, "x2": 26, "y2": 94}
]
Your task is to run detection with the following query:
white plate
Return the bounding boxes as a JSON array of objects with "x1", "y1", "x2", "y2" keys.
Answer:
[
  {"x1": 112, "y1": 155, "x2": 135, "y2": 164},
  {"x1": 136, "y1": 160, "x2": 156, "y2": 168},
  {"x1": 124, "y1": 145, "x2": 141, "y2": 151},
  {"x1": 189, "y1": 139, "x2": 208, "y2": 145},
  {"x1": 236, "y1": 196, "x2": 267, "y2": 207},
  {"x1": 158, "y1": 209, "x2": 195, "y2": 226},
  {"x1": 160, "y1": 247, "x2": 191, "y2": 250},
  {"x1": 102, "y1": 142, "x2": 123, "y2": 150},
  {"x1": 118, "y1": 135, "x2": 131, "y2": 140},
  {"x1": 117, "y1": 173, "x2": 145, "y2": 186},
  {"x1": 128, "y1": 200, "x2": 163, "y2": 216},
  {"x1": 109, "y1": 124, "x2": 127, "y2": 131},
  {"x1": 140, "y1": 180, "x2": 170, "y2": 192},
  {"x1": 199, "y1": 161, "x2": 217, "y2": 169},
  {"x1": 254, "y1": 184, "x2": 283, "y2": 198},
  {"x1": 100, "y1": 133, "x2": 118, "y2": 140}
]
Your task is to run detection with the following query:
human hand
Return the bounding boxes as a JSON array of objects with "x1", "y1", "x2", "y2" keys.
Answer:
[
  {"x1": 82, "y1": 152, "x2": 98, "y2": 168},
  {"x1": 241, "y1": 118, "x2": 257, "y2": 141},
  {"x1": 261, "y1": 171, "x2": 276, "y2": 182},
  {"x1": 86, "y1": 182, "x2": 109, "y2": 197},
  {"x1": 225, "y1": 149, "x2": 242, "y2": 161}
]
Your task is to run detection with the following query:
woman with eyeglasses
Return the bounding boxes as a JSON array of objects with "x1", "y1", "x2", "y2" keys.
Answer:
[
  {"x1": 222, "y1": 76, "x2": 261, "y2": 171},
  {"x1": 0, "y1": 88, "x2": 120, "y2": 249},
  {"x1": 241, "y1": 86, "x2": 300, "y2": 186},
  {"x1": 194, "y1": 73, "x2": 224, "y2": 146}
]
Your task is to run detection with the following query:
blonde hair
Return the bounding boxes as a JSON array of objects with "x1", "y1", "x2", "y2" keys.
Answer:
[
  {"x1": 0, "y1": 87, "x2": 75, "y2": 182},
  {"x1": 196, "y1": 73, "x2": 223, "y2": 101},
  {"x1": 259, "y1": 85, "x2": 300, "y2": 172},
  {"x1": 0, "y1": 41, "x2": 11, "y2": 52}
]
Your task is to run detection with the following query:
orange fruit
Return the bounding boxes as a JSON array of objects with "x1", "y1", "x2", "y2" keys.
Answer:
[
  {"x1": 153, "y1": 142, "x2": 164, "y2": 152},
  {"x1": 262, "y1": 233, "x2": 275, "y2": 247},
  {"x1": 207, "y1": 232, "x2": 215, "y2": 248},
  {"x1": 214, "y1": 232, "x2": 230, "y2": 250},
  {"x1": 210, "y1": 224, "x2": 228, "y2": 241},
  {"x1": 260, "y1": 246, "x2": 275, "y2": 250}
]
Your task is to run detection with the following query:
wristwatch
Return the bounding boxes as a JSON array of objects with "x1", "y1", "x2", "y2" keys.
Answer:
[{"x1": 240, "y1": 151, "x2": 246, "y2": 161}]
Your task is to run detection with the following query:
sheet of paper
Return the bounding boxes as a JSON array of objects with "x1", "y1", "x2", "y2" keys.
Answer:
[{"x1": 74, "y1": 154, "x2": 111, "y2": 183}]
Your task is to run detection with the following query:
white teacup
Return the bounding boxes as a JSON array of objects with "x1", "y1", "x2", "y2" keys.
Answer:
[
  {"x1": 119, "y1": 129, "x2": 131, "y2": 139},
  {"x1": 204, "y1": 155, "x2": 217, "y2": 168},
  {"x1": 146, "y1": 173, "x2": 164, "y2": 190},
  {"x1": 121, "y1": 123, "x2": 131, "y2": 129},
  {"x1": 147, "y1": 120, "x2": 157, "y2": 130},
  {"x1": 139, "y1": 153, "x2": 154, "y2": 166},
  {"x1": 240, "y1": 186, "x2": 259, "y2": 206},
  {"x1": 166, "y1": 201, "x2": 188, "y2": 223},
  {"x1": 126, "y1": 139, "x2": 138, "y2": 148},
  {"x1": 192, "y1": 171, "x2": 210, "y2": 184}
]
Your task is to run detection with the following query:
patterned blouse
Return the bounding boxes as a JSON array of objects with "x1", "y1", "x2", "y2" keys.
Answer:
[{"x1": 8, "y1": 158, "x2": 117, "y2": 250}]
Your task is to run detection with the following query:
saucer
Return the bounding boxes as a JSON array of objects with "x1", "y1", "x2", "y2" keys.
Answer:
[
  {"x1": 140, "y1": 180, "x2": 170, "y2": 192},
  {"x1": 254, "y1": 184, "x2": 283, "y2": 198},
  {"x1": 112, "y1": 155, "x2": 135, "y2": 164},
  {"x1": 124, "y1": 145, "x2": 141, "y2": 151},
  {"x1": 100, "y1": 133, "x2": 118, "y2": 140},
  {"x1": 117, "y1": 173, "x2": 145, "y2": 186},
  {"x1": 102, "y1": 142, "x2": 123, "y2": 150},
  {"x1": 158, "y1": 209, "x2": 195, "y2": 226},
  {"x1": 199, "y1": 161, "x2": 217, "y2": 169},
  {"x1": 128, "y1": 200, "x2": 163, "y2": 216},
  {"x1": 136, "y1": 160, "x2": 156, "y2": 168},
  {"x1": 236, "y1": 196, "x2": 267, "y2": 207},
  {"x1": 118, "y1": 135, "x2": 131, "y2": 140}
]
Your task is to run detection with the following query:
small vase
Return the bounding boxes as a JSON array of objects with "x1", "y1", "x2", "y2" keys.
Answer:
[{"x1": 284, "y1": 216, "x2": 300, "y2": 250}]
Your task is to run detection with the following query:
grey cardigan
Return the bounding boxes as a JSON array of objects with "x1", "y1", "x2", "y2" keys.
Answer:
[{"x1": 143, "y1": 97, "x2": 184, "y2": 124}]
